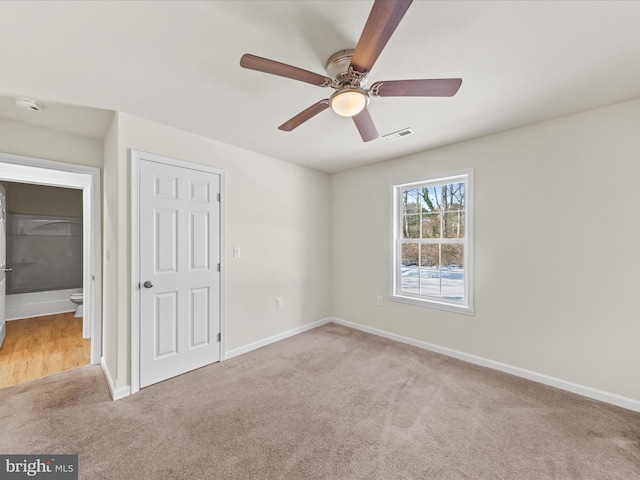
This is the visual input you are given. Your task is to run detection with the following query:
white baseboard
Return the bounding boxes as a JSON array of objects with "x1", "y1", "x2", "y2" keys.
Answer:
[
  {"x1": 225, "y1": 317, "x2": 331, "y2": 360},
  {"x1": 330, "y1": 317, "x2": 640, "y2": 413},
  {"x1": 101, "y1": 357, "x2": 131, "y2": 401}
]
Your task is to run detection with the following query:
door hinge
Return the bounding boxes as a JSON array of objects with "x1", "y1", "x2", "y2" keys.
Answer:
[
  {"x1": 217, "y1": 332, "x2": 221, "y2": 342},
  {"x1": 217, "y1": 263, "x2": 220, "y2": 272},
  {"x1": 217, "y1": 192, "x2": 221, "y2": 202}
]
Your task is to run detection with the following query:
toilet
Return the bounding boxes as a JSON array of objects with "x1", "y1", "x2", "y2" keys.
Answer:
[{"x1": 70, "y1": 292, "x2": 83, "y2": 317}]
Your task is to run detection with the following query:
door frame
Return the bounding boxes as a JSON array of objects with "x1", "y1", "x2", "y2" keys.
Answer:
[
  {"x1": 0, "y1": 151, "x2": 102, "y2": 365},
  {"x1": 0, "y1": 183, "x2": 6, "y2": 349},
  {"x1": 130, "y1": 149, "x2": 226, "y2": 395}
]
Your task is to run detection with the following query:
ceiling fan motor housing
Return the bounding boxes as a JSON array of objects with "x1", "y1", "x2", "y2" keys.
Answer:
[
  {"x1": 326, "y1": 49, "x2": 371, "y2": 116},
  {"x1": 326, "y1": 49, "x2": 368, "y2": 89}
]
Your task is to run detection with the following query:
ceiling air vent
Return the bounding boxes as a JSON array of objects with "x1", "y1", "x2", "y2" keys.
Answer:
[{"x1": 382, "y1": 127, "x2": 415, "y2": 141}]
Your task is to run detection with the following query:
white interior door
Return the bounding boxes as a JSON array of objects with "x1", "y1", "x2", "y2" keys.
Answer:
[
  {"x1": 139, "y1": 159, "x2": 221, "y2": 388},
  {"x1": 0, "y1": 183, "x2": 6, "y2": 349}
]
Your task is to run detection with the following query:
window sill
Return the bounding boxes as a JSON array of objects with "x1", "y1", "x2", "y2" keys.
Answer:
[{"x1": 390, "y1": 294, "x2": 475, "y2": 316}]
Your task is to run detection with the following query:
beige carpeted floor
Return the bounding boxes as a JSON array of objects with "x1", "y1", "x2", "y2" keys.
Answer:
[{"x1": 1, "y1": 323, "x2": 639, "y2": 479}]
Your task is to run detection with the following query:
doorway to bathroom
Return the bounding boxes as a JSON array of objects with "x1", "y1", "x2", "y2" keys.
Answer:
[
  {"x1": 3, "y1": 182, "x2": 83, "y2": 315},
  {"x1": 0, "y1": 152, "x2": 101, "y2": 388}
]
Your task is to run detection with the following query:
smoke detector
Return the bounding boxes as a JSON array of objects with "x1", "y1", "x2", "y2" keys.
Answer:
[{"x1": 15, "y1": 97, "x2": 42, "y2": 111}]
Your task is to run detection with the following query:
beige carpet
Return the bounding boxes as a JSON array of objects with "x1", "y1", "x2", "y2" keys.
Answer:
[{"x1": 1, "y1": 323, "x2": 638, "y2": 479}]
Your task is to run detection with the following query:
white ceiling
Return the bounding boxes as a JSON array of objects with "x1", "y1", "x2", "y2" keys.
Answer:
[{"x1": 0, "y1": 1, "x2": 639, "y2": 173}]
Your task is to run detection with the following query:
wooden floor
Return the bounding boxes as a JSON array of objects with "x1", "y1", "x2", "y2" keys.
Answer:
[{"x1": 0, "y1": 312, "x2": 90, "y2": 389}]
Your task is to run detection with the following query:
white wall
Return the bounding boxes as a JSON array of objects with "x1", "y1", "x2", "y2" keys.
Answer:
[
  {"x1": 104, "y1": 112, "x2": 331, "y2": 390},
  {"x1": 331, "y1": 98, "x2": 640, "y2": 403},
  {"x1": 0, "y1": 117, "x2": 102, "y2": 167},
  {"x1": 101, "y1": 113, "x2": 119, "y2": 385}
]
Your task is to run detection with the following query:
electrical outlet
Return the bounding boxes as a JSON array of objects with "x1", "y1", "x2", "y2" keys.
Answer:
[
  {"x1": 233, "y1": 247, "x2": 241, "y2": 258},
  {"x1": 276, "y1": 297, "x2": 283, "y2": 309},
  {"x1": 377, "y1": 295, "x2": 383, "y2": 306}
]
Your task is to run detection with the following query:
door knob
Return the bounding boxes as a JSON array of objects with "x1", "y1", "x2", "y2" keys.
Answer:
[
  {"x1": 143, "y1": 280, "x2": 153, "y2": 288},
  {"x1": 4, "y1": 267, "x2": 12, "y2": 272}
]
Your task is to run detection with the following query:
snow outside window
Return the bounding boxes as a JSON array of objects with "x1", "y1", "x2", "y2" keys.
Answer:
[{"x1": 391, "y1": 170, "x2": 474, "y2": 314}]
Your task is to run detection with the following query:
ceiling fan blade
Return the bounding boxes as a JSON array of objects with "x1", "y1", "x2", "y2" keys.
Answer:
[
  {"x1": 278, "y1": 100, "x2": 330, "y2": 131},
  {"x1": 350, "y1": 0, "x2": 413, "y2": 74},
  {"x1": 240, "y1": 54, "x2": 332, "y2": 87},
  {"x1": 370, "y1": 78, "x2": 462, "y2": 97},
  {"x1": 352, "y1": 107, "x2": 379, "y2": 142}
]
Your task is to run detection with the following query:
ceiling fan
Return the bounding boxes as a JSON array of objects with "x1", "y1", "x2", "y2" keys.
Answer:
[{"x1": 240, "y1": 0, "x2": 462, "y2": 142}]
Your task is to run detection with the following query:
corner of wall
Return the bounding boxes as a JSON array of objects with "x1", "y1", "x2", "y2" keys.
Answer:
[{"x1": 100, "y1": 356, "x2": 130, "y2": 401}]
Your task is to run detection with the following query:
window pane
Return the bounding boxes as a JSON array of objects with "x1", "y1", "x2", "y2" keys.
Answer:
[
  {"x1": 457, "y1": 182, "x2": 465, "y2": 209},
  {"x1": 420, "y1": 268, "x2": 440, "y2": 297},
  {"x1": 402, "y1": 189, "x2": 421, "y2": 214},
  {"x1": 401, "y1": 266, "x2": 420, "y2": 294},
  {"x1": 401, "y1": 243, "x2": 420, "y2": 294},
  {"x1": 441, "y1": 266, "x2": 464, "y2": 300},
  {"x1": 443, "y1": 182, "x2": 465, "y2": 211},
  {"x1": 402, "y1": 189, "x2": 420, "y2": 238},
  {"x1": 441, "y1": 244, "x2": 464, "y2": 301},
  {"x1": 441, "y1": 243, "x2": 464, "y2": 269},
  {"x1": 401, "y1": 243, "x2": 419, "y2": 267},
  {"x1": 420, "y1": 244, "x2": 439, "y2": 268},
  {"x1": 421, "y1": 212, "x2": 440, "y2": 238},
  {"x1": 443, "y1": 211, "x2": 465, "y2": 238},
  {"x1": 402, "y1": 214, "x2": 420, "y2": 238},
  {"x1": 421, "y1": 185, "x2": 441, "y2": 212},
  {"x1": 420, "y1": 244, "x2": 440, "y2": 297}
]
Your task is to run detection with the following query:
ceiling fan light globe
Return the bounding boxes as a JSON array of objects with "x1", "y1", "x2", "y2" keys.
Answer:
[{"x1": 329, "y1": 89, "x2": 368, "y2": 117}]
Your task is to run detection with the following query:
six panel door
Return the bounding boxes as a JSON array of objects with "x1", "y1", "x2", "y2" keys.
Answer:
[{"x1": 139, "y1": 159, "x2": 221, "y2": 388}]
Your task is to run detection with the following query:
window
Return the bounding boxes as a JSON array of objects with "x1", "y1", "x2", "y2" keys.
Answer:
[{"x1": 391, "y1": 170, "x2": 473, "y2": 314}]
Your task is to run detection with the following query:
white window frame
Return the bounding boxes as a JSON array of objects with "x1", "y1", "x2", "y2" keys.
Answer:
[{"x1": 390, "y1": 169, "x2": 474, "y2": 315}]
